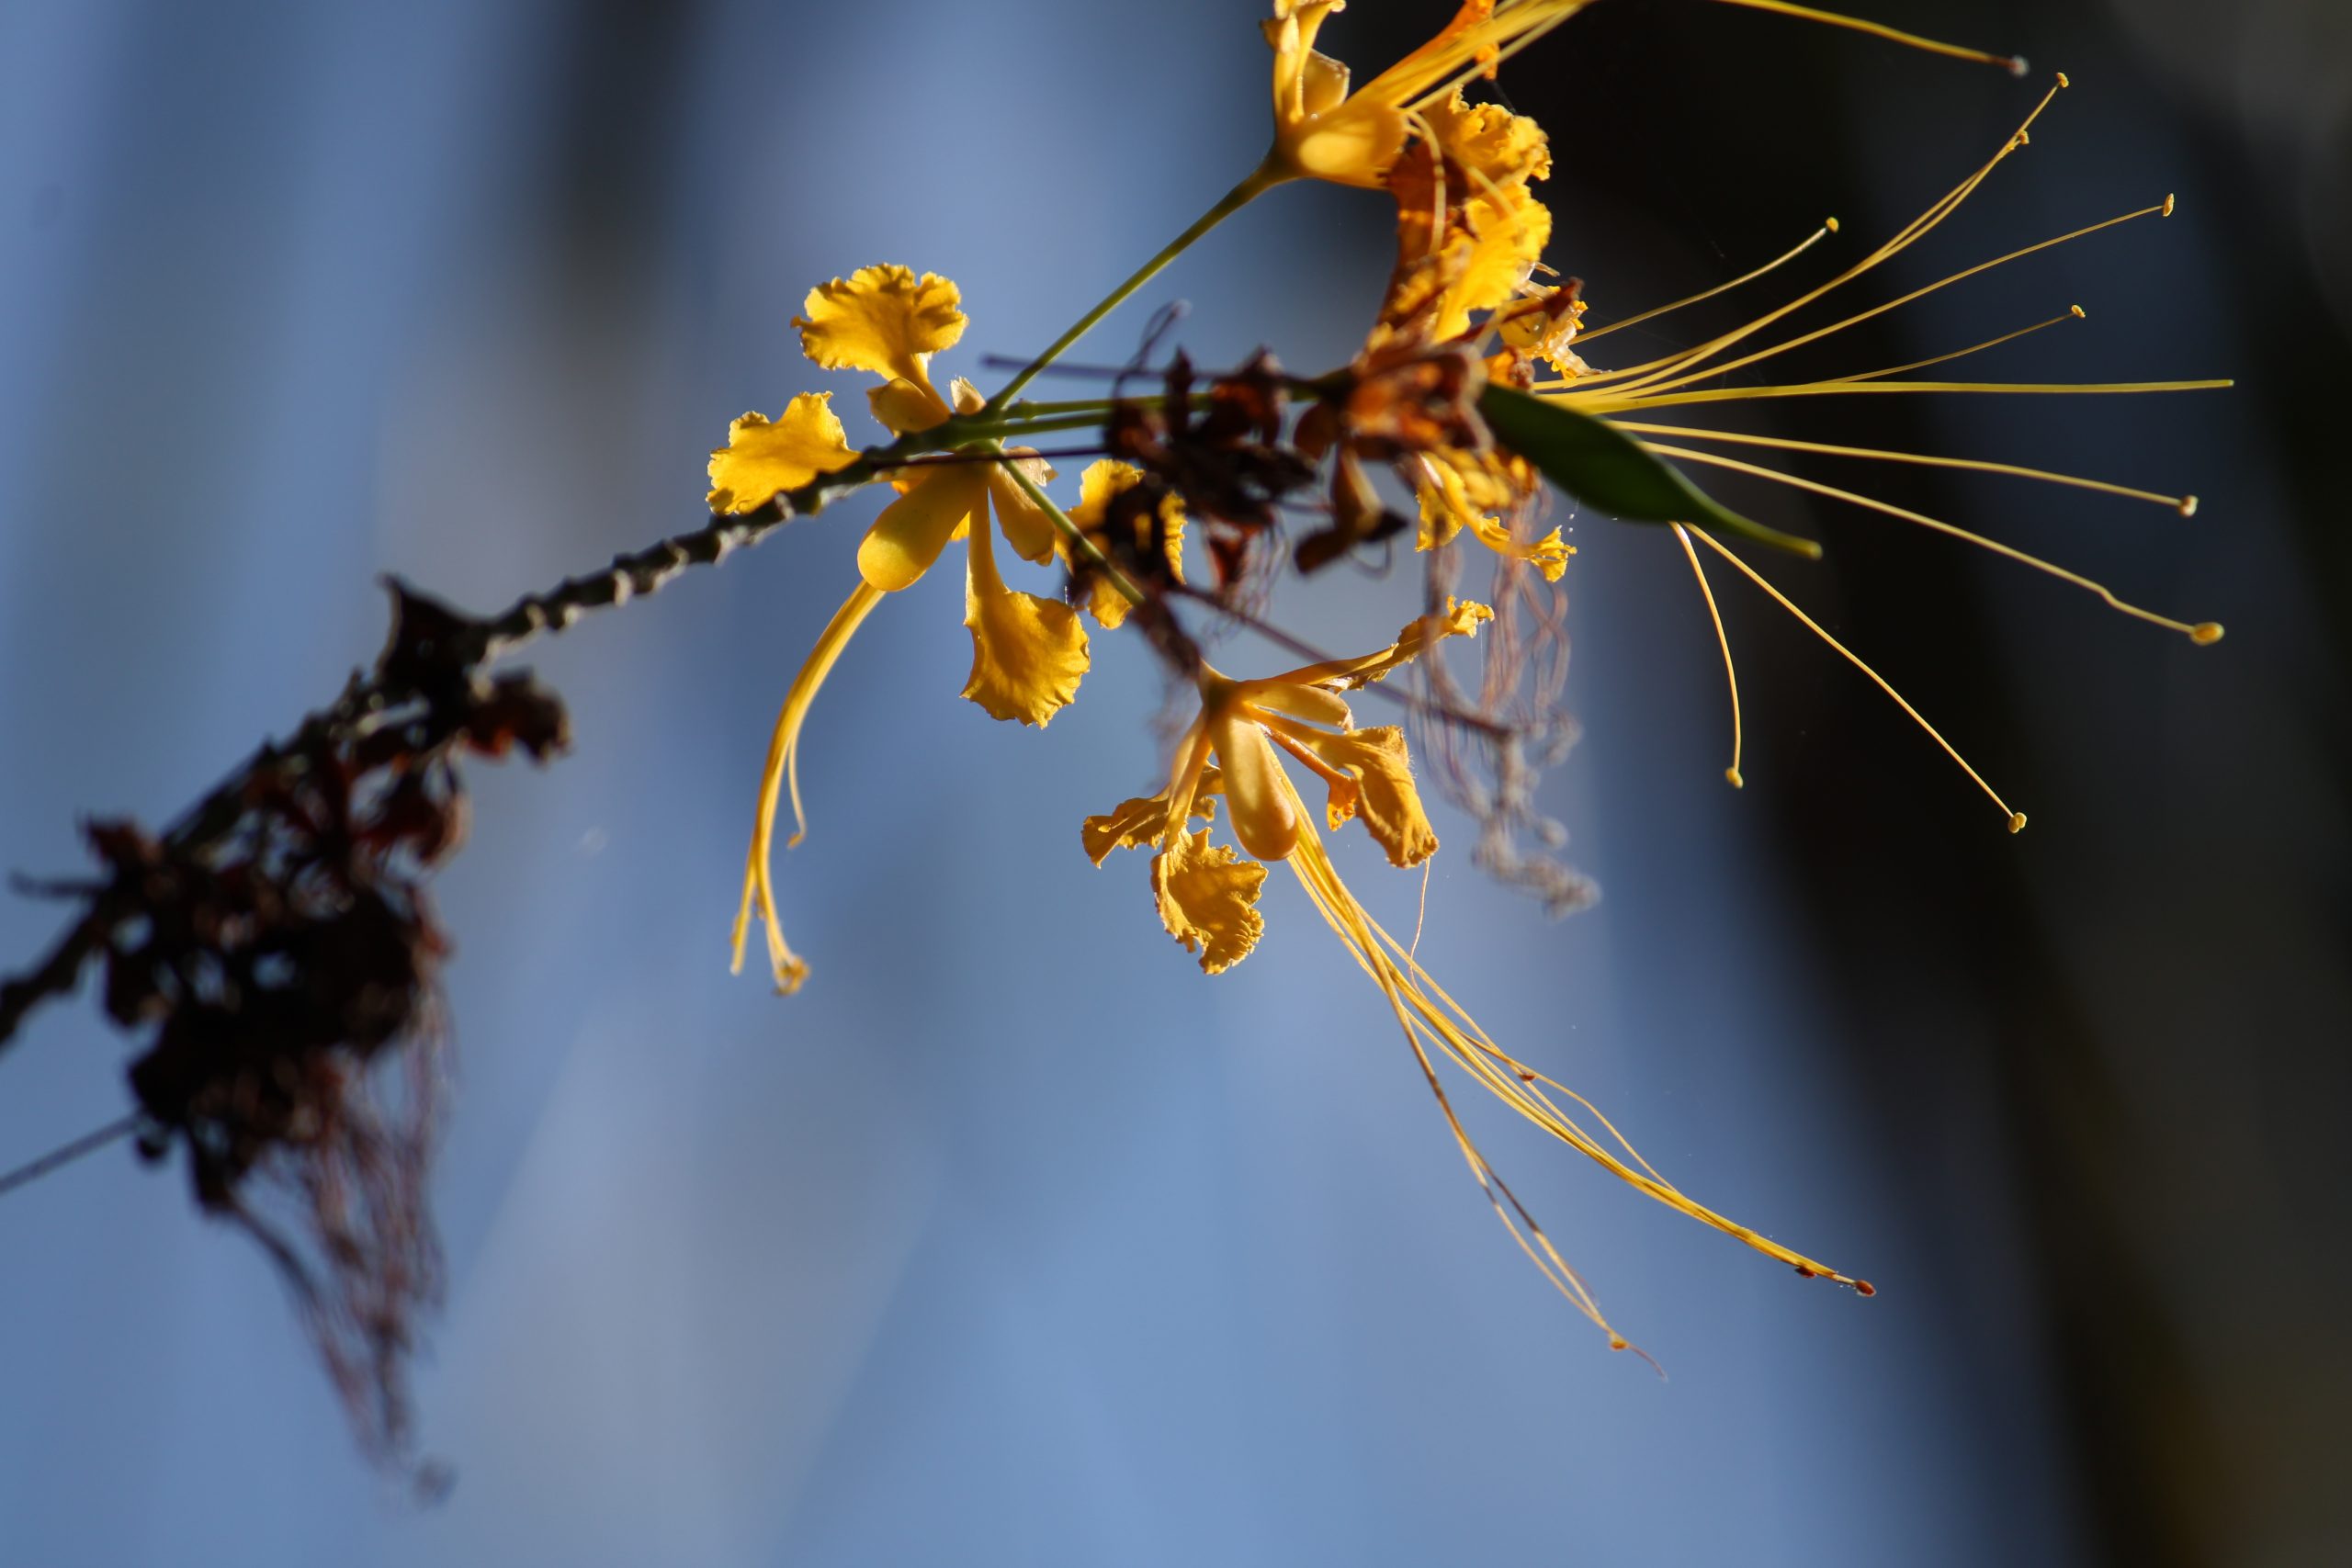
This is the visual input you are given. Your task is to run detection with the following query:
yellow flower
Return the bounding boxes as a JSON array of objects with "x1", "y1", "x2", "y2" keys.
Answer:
[
  {"x1": 725, "y1": 265, "x2": 1090, "y2": 994},
  {"x1": 1262, "y1": 1, "x2": 1589, "y2": 188},
  {"x1": 1083, "y1": 603, "x2": 1489, "y2": 970},
  {"x1": 1083, "y1": 600, "x2": 1871, "y2": 1348}
]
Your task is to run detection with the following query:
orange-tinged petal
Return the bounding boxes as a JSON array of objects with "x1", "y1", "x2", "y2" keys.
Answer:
[
  {"x1": 1152, "y1": 828, "x2": 1267, "y2": 975},
  {"x1": 961, "y1": 512, "x2": 1088, "y2": 726},
  {"x1": 858, "y1": 468, "x2": 982, "y2": 592},
  {"x1": 796, "y1": 265, "x2": 966, "y2": 383},
  {"x1": 1306, "y1": 725, "x2": 1439, "y2": 866},
  {"x1": 706, "y1": 393, "x2": 857, "y2": 514}
]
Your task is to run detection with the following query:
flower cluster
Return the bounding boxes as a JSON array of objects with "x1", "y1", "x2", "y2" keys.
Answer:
[{"x1": 704, "y1": 0, "x2": 2225, "y2": 1352}]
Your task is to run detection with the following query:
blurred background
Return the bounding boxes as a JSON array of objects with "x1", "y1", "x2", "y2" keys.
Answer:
[{"x1": 1, "y1": 1, "x2": 2344, "y2": 1562}]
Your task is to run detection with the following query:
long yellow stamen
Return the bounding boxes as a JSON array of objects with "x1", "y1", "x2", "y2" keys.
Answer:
[
  {"x1": 1648, "y1": 442, "x2": 2224, "y2": 642},
  {"x1": 1672, "y1": 523, "x2": 1746, "y2": 787},
  {"x1": 1273, "y1": 767, "x2": 1872, "y2": 1352},
  {"x1": 1566, "y1": 77, "x2": 2065, "y2": 394},
  {"x1": 1614, "y1": 203, "x2": 2174, "y2": 402},
  {"x1": 729, "y1": 581, "x2": 886, "y2": 992},
  {"x1": 1597, "y1": 375, "x2": 2234, "y2": 412},
  {"x1": 1710, "y1": 0, "x2": 2026, "y2": 74},
  {"x1": 1836, "y1": 306, "x2": 2088, "y2": 384},
  {"x1": 1399, "y1": 7, "x2": 1584, "y2": 117},
  {"x1": 1685, "y1": 528, "x2": 2028, "y2": 830},
  {"x1": 1575, "y1": 218, "x2": 1839, "y2": 346},
  {"x1": 1614, "y1": 416, "x2": 2198, "y2": 513}
]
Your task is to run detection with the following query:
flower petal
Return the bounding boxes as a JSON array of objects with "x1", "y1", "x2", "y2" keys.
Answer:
[
  {"x1": 986, "y1": 466, "x2": 1060, "y2": 565},
  {"x1": 869, "y1": 377, "x2": 951, "y2": 437},
  {"x1": 796, "y1": 265, "x2": 966, "y2": 383},
  {"x1": 858, "y1": 468, "x2": 982, "y2": 592},
  {"x1": 1208, "y1": 705, "x2": 1299, "y2": 862},
  {"x1": 706, "y1": 393, "x2": 856, "y2": 514},
  {"x1": 1152, "y1": 828, "x2": 1267, "y2": 975},
  {"x1": 1306, "y1": 725, "x2": 1438, "y2": 867},
  {"x1": 1080, "y1": 769, "x2": 1223, "y2": 865},
  {"x1": 961, "y1": 518, "x2": 1088, "y2": 726}
]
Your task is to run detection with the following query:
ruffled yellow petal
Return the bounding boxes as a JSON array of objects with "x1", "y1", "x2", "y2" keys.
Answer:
[
  {"x1": 1422, "y1": 88, "x2": 1552, "y2": 186},
  {"x1": 1417, "y1": 480, "x2": 1573, "y2": 581},
  {"x1": 1306, "y1": 725, "x2": 1439, "y2": 866},
  {"x1": 1441, "y1": 187, "x2": 1552, "y2": 338},
  {"x1": 1151, "y1": 828, "x2": 1267, "y2": 975},
  {"x1": 858, "y1": 468, "x2": 983, "y2": 592},
  {"x1": 706, "y1": 393, "x2": 857, "y2": 514},
  {"x1": 961, "y1": 510, "x2": 1088, "y2": 726},
  {"x1": 1383, "y1": 177, "x2": 1552, "y2": 344},
  {"x1": 1080, "y1": 769, "x2": 1223, "y2": 865},
  {"x1": 796, "y1": 265, "x2": 966, "y2": 384}
]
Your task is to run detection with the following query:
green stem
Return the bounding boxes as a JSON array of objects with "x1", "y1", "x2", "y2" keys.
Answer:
[
  {"x1": 985, "y1": 160, "x2": 1281, "y2": 415},
  {"x1": 1001, "y1": 450, "x2": 1148, "y2": 611}
]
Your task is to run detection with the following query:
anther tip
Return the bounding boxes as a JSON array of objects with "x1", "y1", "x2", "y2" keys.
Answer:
[
  {"x1": 2052, "y1": 68, "x2": 2068, "y2": 87},
  {"x1": 1854, "y1": 1279, "x2": 1878, "y2": 1298},
  {"x1": 2009, "y1": 55, "x2": 2032, "y2": 79},
  {"x1": 2069, "y1": 304, "x2": 2087, "y2": 319},
  {"x1": 2192, "y1": 621, "x2": 2225, "y2": 645},
  {"x1": 2016, "y1": 129, "x2": 2031, "y2": 148},
  {"x1": 1724, "y1": 767, "x2": 1746, "y2": 789},
  {"x1": 2178, "y1": 494, "x2": 2199, "y2": 518},
  {"x1": 2007, "y1": 812, "x2": 2030, "y2": 835},
  {"x1": 2162, "y1": 193, "x2": 2177, "y2": 217},
  {"x1": 1825, "y1": 216, "x2": 1841, "y2": 233},
  {"x1": 1608, "y1": 1337, "x2": 1630, "y2": 1352}
]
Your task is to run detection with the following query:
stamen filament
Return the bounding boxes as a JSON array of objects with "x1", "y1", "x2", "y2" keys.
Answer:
[
  {"x1": 1684, "y1": 528, "x2": 2028, "y2": 830},
  {"x1": 1648, "y1": 442, "x2": 2222, "y2": 641},
  {"x1": 1576, "y1": 219, "x2": 1839, "y2": 345},
  {"x1": 1566, "y1": 78, "x2": 2064, "y2": 393},
  {"x1": 1672, "y1": 524, "x2": 1747, "y2": 786},
  {"x1": 1275, "y1": 770, "x2": 1872, "y2": 1334},
  {"x1": 1710, "y1": 0, "x2": 2025, "y2": 73},
  {"x1": 1618, "y1": 204, "x2": 2172, "y2": 400},
  {"x1": 1593, "y1": 376, "x2": 2233, "y2": 411},
  {"x1": 1613, "y1": 419, "x2": 2191, "y2": 512}
]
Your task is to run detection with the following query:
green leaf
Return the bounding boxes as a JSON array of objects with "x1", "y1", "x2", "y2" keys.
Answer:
[{"x1": 1478, "y1": 385, "x2": 1822, "y2": 559}]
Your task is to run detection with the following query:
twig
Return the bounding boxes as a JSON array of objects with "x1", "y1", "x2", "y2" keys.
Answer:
[{"x1": 0, "y1": 1112, "x2": 143, "y2": 1199}]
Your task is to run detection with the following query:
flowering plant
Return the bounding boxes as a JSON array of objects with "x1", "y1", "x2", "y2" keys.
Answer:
[{"x1": 0, "y1": 0, "x2": 2225, "y2": 1472}]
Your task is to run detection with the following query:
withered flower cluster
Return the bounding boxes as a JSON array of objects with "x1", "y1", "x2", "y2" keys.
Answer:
[{"x1": 18, "y1": 583, "x2": 566, "y2": 1470}]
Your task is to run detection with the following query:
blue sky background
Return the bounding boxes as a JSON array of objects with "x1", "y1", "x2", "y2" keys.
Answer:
[{"x1": 3, "y1": 2, "x2": 2344, "y2": 1563}]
